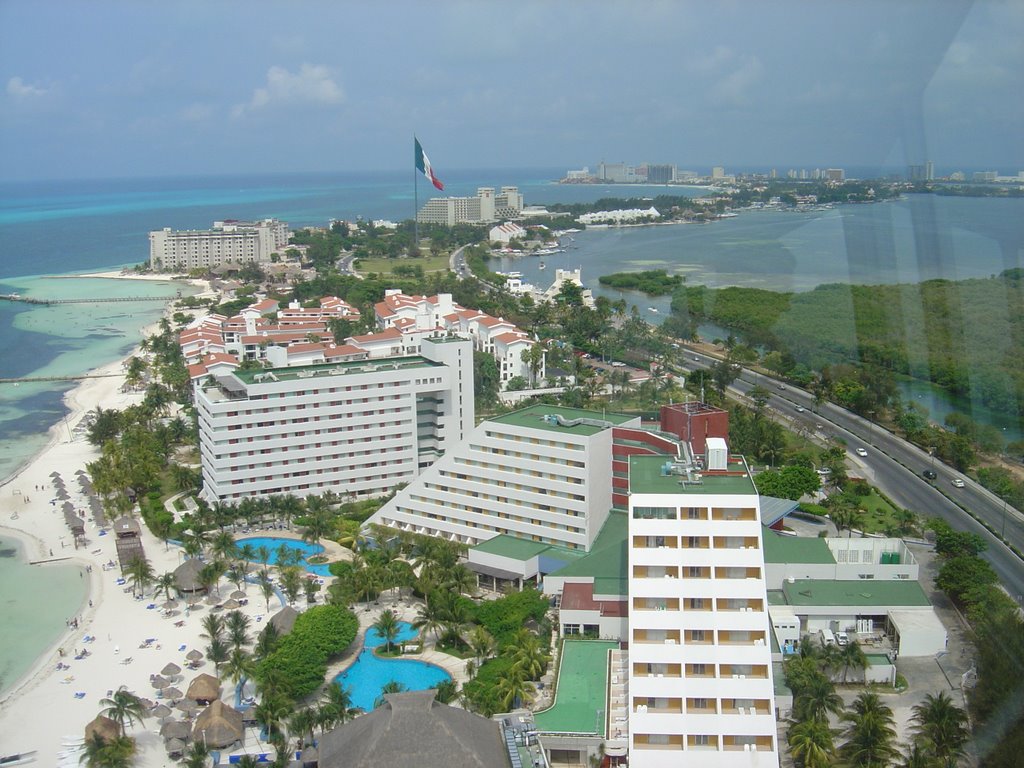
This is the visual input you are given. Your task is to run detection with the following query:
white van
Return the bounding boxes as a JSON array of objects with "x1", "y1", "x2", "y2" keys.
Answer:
[{"x1": 819, "y1": 628, "x2": 836, "y2": 646}]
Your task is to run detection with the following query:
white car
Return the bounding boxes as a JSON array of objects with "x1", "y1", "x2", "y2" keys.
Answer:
[
  {"x1": 855, "y1": 447, "x2": 868, "y2": 457},
  {"x1": 795, "y1": 405, "x2": 805, "y2": 413},
  {"x1": 951, "y1": 478, "x2": 965, "y2": 488},
  {"x1": 836, "y1": 632, "x2": 850, "y2": 646}
]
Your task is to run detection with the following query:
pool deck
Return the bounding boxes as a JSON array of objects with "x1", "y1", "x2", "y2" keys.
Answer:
[{"x1": 534, "y1": 639, "x2": 618, "y2": 734}]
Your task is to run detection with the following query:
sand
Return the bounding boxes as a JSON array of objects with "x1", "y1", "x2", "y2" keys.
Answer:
[{"x1": 0, "y1": 273, "x2": 468, "y2": 766}]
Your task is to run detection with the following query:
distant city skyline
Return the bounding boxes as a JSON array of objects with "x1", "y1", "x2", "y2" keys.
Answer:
[{"x1": 1, "y1": 1, "x2": 1021, "y2": 182}]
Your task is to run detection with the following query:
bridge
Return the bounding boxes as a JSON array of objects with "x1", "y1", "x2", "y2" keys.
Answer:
[{"x1": 0, "y1": 294, "x2": 174, "y2": 305}]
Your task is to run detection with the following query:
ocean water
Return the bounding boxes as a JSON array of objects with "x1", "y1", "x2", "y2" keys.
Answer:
[{"x1": 0, "y1": 534, "x2": 89, "y2": 696}]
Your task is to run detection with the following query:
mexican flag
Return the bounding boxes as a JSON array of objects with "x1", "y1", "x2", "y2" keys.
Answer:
[{"x1": 415, "y1": 138, "x2": 444, "y2": 191}]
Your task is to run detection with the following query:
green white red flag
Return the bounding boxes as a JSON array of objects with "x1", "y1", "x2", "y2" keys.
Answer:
[{"x1": 415, "y1": 138, "x2": 444, "y2": 191}]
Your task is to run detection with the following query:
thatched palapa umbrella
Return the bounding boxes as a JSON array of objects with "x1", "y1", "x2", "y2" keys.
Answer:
[
  {"x1": 151, "y1": 704, "x2": 173, "y2": 720},
  {"x1": 162, "y1": 600, "x2": 179, "y2": 611},
  {"x1": 221, "y1": 598, "x2": 240, "y2": 610},
  {"x1": 186, "y1": 673, "x2": 221, "y2": 705},
  {"x1": 230, "y1": 590, "x2": 246, "y2": 600},
  {"x1": 173, "y1": 558, "x2": 206, "y2": 595},
  {"x1": 162, "y1": 687, "x2": 184, "y2": 701},
  {"x1": 192, "y1": 700, "x2": 244, "y2": 749},
  {"x1": 270, "y1": 605, "x2": 299, "y2": 635},
  {"x1": 186, "y1": 649, "x2": 204, "y2": 662},
  {"x1": 165, "y1": 737, "x2": 187, "y2": 757},
  {"x1": 160, "y1": 720, "x2": 191, "y2": 741},
  {"x1": 162, "y1": 662, "x2": 182, "y2": 677},
  {"x1": 151, "y1": 675, "x2": 169, "y2": 689},
  {"x1": 176, "y1": 700, "x2": 201, "y2": 717},
  {"x1": 84, "y1": 715, "x2": 120, "y2": 744}
]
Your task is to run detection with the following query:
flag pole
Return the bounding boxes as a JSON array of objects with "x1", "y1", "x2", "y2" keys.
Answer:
[{"x1": 413, "y1": 136, "x2": 419, "y2": 254}]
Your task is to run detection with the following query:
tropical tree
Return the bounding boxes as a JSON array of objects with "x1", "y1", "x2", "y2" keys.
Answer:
[
  {"x1": 79, "y1": 733, "x2": 137, "y2": 768},
  {"x1": 198, "y1": 561, "x2": 224, "y2": 597},
  {"x1": 99, "y1": 689, "x2": 148, "y2": 735},
  {"x1": 788, "y1": 718, "x2": 836, "y2": 768},
  {"x1": 226, "y1": 610, "x2": 251, "y2": 651},
  {"x1": 258, "y1": 570, "x2": 276, "y2": 612},
  {"x1": 154, "y1": 572, "x2": 177, "y2": 603},
  {"x1": 210, "y1": 530, "x2": 238, "y2": 562},
  {"x1": 288, "y1": 707, "x2": 318, "y2": 750},
  {"x1": 278, "y1": 566, "x2": 303, "y2": 605},
  {"x1": 495, "y1": 668, "x2": 535, "y2": 710},
  {"x1": 124, "y1": 557, "x2": 154, "y2": 599},
  {"x1": 319, "y1": 683, "x2": 359, "y2": 731},
  {"x1": 222, "y1": 648, "x2": 255, "y2": 689},
  {"x1": 254, "y1": 623, "x2": 280, "y2": 662},
  {"x1": 200, "y1": 613, "x2": 225, "y2": 643},
  {"x1": 434, "y1": 679, "x2": 459, "y2": 704},
  {"x1": 839, "y1": 692, "x2": 899, "y2": 768},
  {"x1": 373, "y1": 609, "x2": 401, "y2": 653},
  {"x1": 909, "y1": 692, "x2": 970, "y2": 768},
  {"x1": 503, "y1": 630, "x2": 550, "y2": 680},
  {"x1": 838, "y1": 640, "x2": 869, "y2": 684},
  {"x1": 206, "y1": 636, "x2": 229, "y2": 676},
  {"x1": 254, "y1": 696, "x2": 292, "y2": 741},
  {"x1": 794, "y1": 674, "x2": 843, "y2": 724},
  {"x1": 468, "y1": 626, "x2": 496, "y2": 667},
  {"x1": 374, "y1": 680, "x2": 407, "y2": 708}
]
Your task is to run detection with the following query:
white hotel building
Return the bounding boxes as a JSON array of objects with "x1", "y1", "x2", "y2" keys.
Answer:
[
  {"x1": 149, "y1": 219, "x2": 290, "y2": 271},
  {"x1": 627, "y1": 447, "x2": 778, "y2": 766},
  {"x1": 195, "y1": 335, "x2": 473, "y2": 504}
]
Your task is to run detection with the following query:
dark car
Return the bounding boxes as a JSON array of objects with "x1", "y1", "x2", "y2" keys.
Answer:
[{"x1": 923, "y1": 469, "x2": 937, "y2": 480}]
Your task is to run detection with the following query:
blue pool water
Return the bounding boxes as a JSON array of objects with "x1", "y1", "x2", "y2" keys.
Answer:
[
  {"x1": 333, "y1": 622, "x2": 452, "y2": 712},
  {"x1": 234, "y1": 536, "x2": 332, "y2": 577}
]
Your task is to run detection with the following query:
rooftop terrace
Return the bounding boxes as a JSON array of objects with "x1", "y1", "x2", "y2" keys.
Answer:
[
  {"x1": 491, "y1": 404, "x2": 635, "y2": 437},
  {"x1": 762, "y1": 531, "x2": 836, "y2": 564},
  {"x1": 533, "y1": 640, "x2": 618, "y2": 735},
  {"x1": 628, "y1": 454, "x2": 756, "y2": 496},
  {"x1": 231, "y1": 355, "x2": 441, "y2": 385}
]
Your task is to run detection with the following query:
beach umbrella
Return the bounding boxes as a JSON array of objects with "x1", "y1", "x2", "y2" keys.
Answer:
[
  {"x1": 162, "y1": 662, "x2": 182, "y2": 676},
  {"x1": 186, "y1": 673, "x2": 222, "y2": 704},
  {"x1": 151, "y1": 675, "x2": 169, "y2": 689},
  {"x1": 75, "y1": 469, "x2": 85, "y2": 475},
  {"x1": 55, "y1": 490, "x2": 70, "y2": 499},
  {"x1": 151, "y1": 704, "x2": 173, "y2": 719},
  {"x1": 162, "y1": 600, "x2": 179, "y2": 610},
  {"x1": 62, "y1": 502, "x2": 75, "y2": 512},
  {"x1": 84, "y1": 715, "x2": 119, "y2": 745},
  {"x1": 205, "y1": 594, "x2": 220, "y2": 606},
  {"x1": 50, "y1": 471, "x2": 61, "y2": 477},
  {"x1": 176, "y1": 700, "x2": 201, "y2": 717},
  {"x1": 192, "y1": 701, "x2": 244, "y2": 749},
  {"x1": 165, "y1": 737, "x2": 187, "y2": 757},
  {"x1": 230, "y1": 590, "x2": 246, "y2": 600},
  {"x1": 186, "y1": 649, "x2": 204, "y2": 662},
  {"x1": 160, "y1": 720, "x2": 191, "y2": 740},
  {"x1": 222, "y1": 599, "x2": 240, "y2": 610},
  {"x1": 163, "y1": 687, "x2": 184, "y2": 701},
  {"x1": 138, "y1": 698, "x2": 155, "y2": 710}
]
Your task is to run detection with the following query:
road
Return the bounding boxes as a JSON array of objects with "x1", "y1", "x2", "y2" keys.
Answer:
[{"x1": 680, "y1": 347, "x2": 1024, "y2": 600}]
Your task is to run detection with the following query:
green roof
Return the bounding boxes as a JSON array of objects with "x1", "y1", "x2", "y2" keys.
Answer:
[
  {"x1": 865, "y1": 654, "x2": 892, "y2": 666},
  {"x1": 762, "y1": 531, "x2": 836, "y2": 564},
  {"x1": 781, "y1": 579, "x2": 931, "y2": 607},
  {"x1": 233, "y1": 355, "x2": 439, "y2": 385},
  {"x1": 533, "y1": 640, "x2": 618, "y2": 734},
  {"x1": 628, "y1": 455, "x2": 756, "y2": 495},
  {"x1": 472, "y1": 535, "x2": 552, "y2": 561},
  {"x1": 546, "y1": 511, "x2": 628, "y2": 596},
  {"x1": 490, "y1": 404, "x2": 635, "y2": 437}
]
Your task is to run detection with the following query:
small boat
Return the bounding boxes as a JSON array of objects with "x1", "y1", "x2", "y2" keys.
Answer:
[
  {"x1": 538, "y1": 262, "x2": 546, "y2": 270},
  {"x1": 0, "y1": 751, "x2": 37, "y2": 767},
  {"x1": 647, "y1": 307, "x2": 658, "y2": 313}
]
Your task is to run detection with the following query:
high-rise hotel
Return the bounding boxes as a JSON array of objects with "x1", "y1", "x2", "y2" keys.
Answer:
[{"x1": 627, "y1": 444, "x2": 778, "y2": 766}]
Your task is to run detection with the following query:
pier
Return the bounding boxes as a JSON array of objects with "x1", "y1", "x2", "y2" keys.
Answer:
[
  {"x1": 0, "y1": 294, "x2": 172, "y2": 305},
  {"x1": 0, "y1": 373, "x2": 121, "y2": 384}
]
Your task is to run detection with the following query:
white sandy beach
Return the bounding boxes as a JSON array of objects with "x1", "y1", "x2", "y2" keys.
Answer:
[{"x1": 0, "y1": 274, "x2": 468, "y2": 766}]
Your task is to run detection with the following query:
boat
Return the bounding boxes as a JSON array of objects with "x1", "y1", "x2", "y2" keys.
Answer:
[
  {"x1": 0, "y1": 751, "x2": 37, "y2": 767},
  {"x1": 538, "y1": 262, "x2": 546, "y2": 270},
  {"x1": 647, "y1": 307, "x2": 658, "y2": 313}
]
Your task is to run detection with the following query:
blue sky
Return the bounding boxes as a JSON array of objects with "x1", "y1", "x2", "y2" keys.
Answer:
[{"x1": 0, "y1": 0, "x2": 1020, "y2": 181}]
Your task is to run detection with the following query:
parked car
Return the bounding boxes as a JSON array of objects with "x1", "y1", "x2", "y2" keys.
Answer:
[
  {"x1": 952, "y1": 478, "x2": 965, "y2": 488},
  {"x1": 836, "y1": 631, "x2": 850, "y2": 646},
  {"x1": 923, "y1": 469, "x2": 937, "y2": 480}
]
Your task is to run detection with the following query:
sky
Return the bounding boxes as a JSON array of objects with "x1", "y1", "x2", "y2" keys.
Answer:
[{"x1": 0, "y1": 0, "x2": 1021, "y2": 181}]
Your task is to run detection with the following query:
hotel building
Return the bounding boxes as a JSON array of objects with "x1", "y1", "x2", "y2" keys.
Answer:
[
  {"x1": 416, "y1": 187, "x2": 523, "y2": 226},
  {"x1": 195, "y1": 335, "x2": 473, "y2": 504},
  {"x1": 149, "y1": 219, "x2": 290, "y2": 271},
  {"x1": 627, "y1": 448, "x2": 778, "y2": 767}
]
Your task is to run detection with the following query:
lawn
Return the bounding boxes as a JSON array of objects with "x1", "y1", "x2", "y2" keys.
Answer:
[
  {"x1": 850, "y1": 488, "x2": 906, "y2": 534},
  {"x1": 356, "y1": 254, "x2": 452, "y2": 275}
]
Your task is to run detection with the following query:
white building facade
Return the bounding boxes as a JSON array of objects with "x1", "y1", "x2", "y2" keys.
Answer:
[
  {"x1": 369, "y1": 405, "x2": 638, "y2": 550},
  {"x1": 150, "y1": 219, "x2": 290, "y2": 271},
  {"x1": 195, "y1": 336, "x2": 473, "y2": 504},
  {"x1": 417, "y1": 187, "x2": 523, "y2": 225},
  {"x1": 627, "y1": 450, "x2": 779, "y2": 767}
]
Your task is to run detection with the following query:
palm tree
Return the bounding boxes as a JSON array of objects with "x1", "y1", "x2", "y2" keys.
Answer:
[
  {"x1": 840, "y1": 692, "x2": 899, "y2": 768},
  {"x1": 794, "y1": 675, "x2": 843, "y2": 724},
  {"x1": 468, "y1": 626, "x2": 496, "y2": 667},
  {"x1": 898, "y1": 743, "x2": 941, "y2": 768},
  {"x1": 789, "y1": 719, "x2": 836, "y2": 768},
  {"x1": 254, "y1": 696, "x2": 291, "y2": 741},
  {"x1": 288, "y1": 707, "x2": 318, "y2": 750},
  {"x1": 182, "y1": 740, "x2": 209, "y2": 768},
  {"x1": 200, "y1": 613, "x2": 225, "y2": 643},
  {"x1": 99, "y1": 689, "x2": 148, "y2": 735},
  {"x1": 153, "y1": 571, "x2": 177, "y2": 603},
  {"x1": 254, "y1": 622, "x2": 280, "y2": 662},
  {"x1": 222, "y1": 648, "x2": 255, "y2": 690},
  {"x1": 79, "y1": 733, "x2": 136, "y2": 768},
  {"x1": 372, "y1": 609, "x2": 401, "y2": 654},
  {"x1": 301, "y1": 509, "x2": 334, "y2": 549},
  {"x1": 910, "y1": 692, "x2": 970, "y2": 768},
  {"x1": 258, "y1": 570, "x2": 276, "y2": 612},
  {"x1": 278, "y1": 565, "x2": 303, "y2": 604},
  {"x1": 198, "y1": 560, "x2": 224, "y2": 597},
  {"x1": 838, "y1": 640, "x2": 869, "y2": 684},
  {"x1": 124, "y1": 557, "x2": 154, "y2": 598},
  {"x1": 503, "y1": 630, "x2": 550, "y2": 681},
  {"x1": 495, "y1": 668, "x2": 535, "y2": 710},
  {"x1": 374, "y1": 680, "x2": 407, "y2": 708},
  {"x1": 320, "y1": 683, "x2": 358, "y2": 731},
  {"x1": 225, "y1": 610, "x2": 251, "y2": 651},
  {"x1": 206, "y1": 636, "x2": 229, "y2": 676},
  {"x1": 446, "y1": 563, "x2": 476, "y2": 597},
  {"x1": 210, "y1": 530, "x2": 237, "y2": 562}
]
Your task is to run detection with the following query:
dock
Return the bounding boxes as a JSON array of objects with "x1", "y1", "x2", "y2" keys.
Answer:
[
  {"x1": 0, "y1": 373, "x2": 121, "y2": 384},
  {"x1": 0, "y1": 294, "x2": 171, "y2": 305}
]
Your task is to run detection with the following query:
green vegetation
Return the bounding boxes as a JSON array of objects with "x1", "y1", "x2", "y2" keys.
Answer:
[
  {"x1": 598, "y1": 269, "x2": 684, "y2": 295},
  {"x1": 255, "y1": 605, "x2": 358, "y2": 700},
  {"x1": 356, "y1": 254, "x2": 451, "y2": 277}
]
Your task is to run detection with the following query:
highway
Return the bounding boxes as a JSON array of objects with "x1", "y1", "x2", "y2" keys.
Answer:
[{"x1": 680, "y1": 347, "x2": 1024, "y2": 600}]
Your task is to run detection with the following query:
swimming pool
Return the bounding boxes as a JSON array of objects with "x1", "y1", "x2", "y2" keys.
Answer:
[
  {"x1": 332, "y1": 621, "x2": 452, "y2": 712},
  {"x1": 234, "y1": 536, "x2": 332, "y2": 577}
]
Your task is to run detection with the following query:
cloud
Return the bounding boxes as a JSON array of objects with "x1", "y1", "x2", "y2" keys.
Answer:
[
  {"x1": 7, "y1": 76, "x2": 48, "y2": 98},
  {"x1": 233, "y1": 63, "x2": 343, "y2": 117},
  {"x1": 179, "y1": 102, "x2": 215, "y2": 122}
]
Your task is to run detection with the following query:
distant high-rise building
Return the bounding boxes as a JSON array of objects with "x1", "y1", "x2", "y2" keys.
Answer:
[
  {"x1": 926, "y1": 160, "x2": 934, "y2": 180},
  {"x1": 711, "y1": 166, "x2": 725, "y2": 180},
  {"x1": 825, "y1": 168, "x2": 845, "y2": 182},
  {"x1": 908, "y1": 161, "x2": 934, "y2": 182},
  {"x1": 647, "y1": 164, "x2": 675, "y2": 184},
  {"x1": 598, "y1": 162, "x2": 629, "y2": 183},
  {"x1": 972, "y1": 171, "x2": 998, "y2": 182},
  {"x1": 417, "y1": 187, "x2": 522, "y2": 225},
  {"x1": 149, "y1": 219, "x2": 290, "y2": 271}
]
